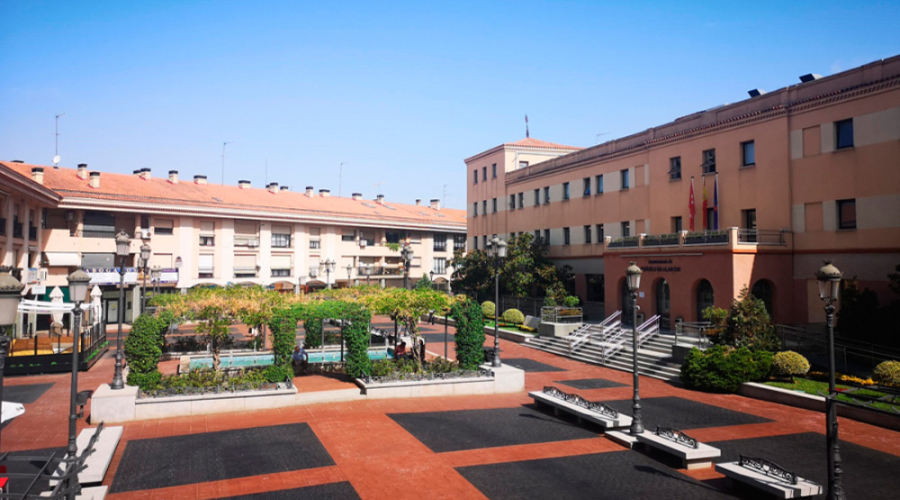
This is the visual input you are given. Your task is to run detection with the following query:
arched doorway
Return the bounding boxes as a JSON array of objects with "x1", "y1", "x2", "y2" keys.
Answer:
[
  {"x1": 621, "y1": 279, "x2": 634, "y2": 325},
  {"x1": 656, "y1": 279, "x2": 670, "y2": 329},
  {"x1": 696, "y1": 279, "x2": 714, "y2": 321},
  {"x1": 751, "y1": 279, "x2": 774, "y2": 318}
]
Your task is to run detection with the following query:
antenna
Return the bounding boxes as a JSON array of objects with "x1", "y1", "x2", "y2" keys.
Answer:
[
  {"x1": 525, "y1": 114, "x2": 529, "y2": 138},
  {"x1": 596, "y1": 132, "x2": 610, "y2": 144},
  {"x1": 221, "y1": 141, "x2": 232, "y2": 185},
  {"x1": 54, "y1": 113, "x2": 66, "y2": 167},
  {"x1": 339, "y1": 162, "x2": 348, "y2": 197}
]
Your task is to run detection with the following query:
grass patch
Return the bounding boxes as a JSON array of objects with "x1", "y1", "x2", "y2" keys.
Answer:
[
  {"x1": 765, "y1": 378, "x2": 897, "y2": 412},
  {"x1": 484, "y1": 320, "x2": 537, "y2": 335}
]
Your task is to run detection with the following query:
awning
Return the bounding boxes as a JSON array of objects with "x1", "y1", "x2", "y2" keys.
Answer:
[{"x1": 45, "y1": 252, "x2": 81, "y2": 266}]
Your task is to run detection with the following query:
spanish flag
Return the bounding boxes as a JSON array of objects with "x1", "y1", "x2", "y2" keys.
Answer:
[{"x1": 702, "y1": 176, "x2": 709, "y2": 230}]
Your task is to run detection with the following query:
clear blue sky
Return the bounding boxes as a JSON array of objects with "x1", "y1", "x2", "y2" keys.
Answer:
[{"x1": 2, "y1": 1, "x2": 898, "y2": 209}]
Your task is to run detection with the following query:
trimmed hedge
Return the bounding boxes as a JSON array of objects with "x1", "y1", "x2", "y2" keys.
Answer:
[
  {"x1": 267, "y1": 308, "x2": 300, "y2": 380},
  {"x1": 773, "y1": 351, "x2": 810, "y2": 377},
  {"x1": 343, "y1": 302, "x2": 373, "y2": 378},
  {"x1": 873, "y1": 360, "x2": 900, "y2": 386},
  {"x1": 501, "y1": 308, "x2": 525, "y2": 325},
  {"x1": 454, "y1": 299, "x2": 487, "y2": 370},
  {"x1": 481, "y1": 301, "x2": 496, "y2": 319},
  {"x1": 125, "y1": 313, "x2": 166, "y2": 390},
  {"x1": 681, "y1": 345, "x2": 773, "y2": 393}
]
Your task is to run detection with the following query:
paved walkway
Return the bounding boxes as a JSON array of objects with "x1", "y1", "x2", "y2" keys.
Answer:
[{"x1": 2, "y1": 317, "x2": 899, "y2": 499}]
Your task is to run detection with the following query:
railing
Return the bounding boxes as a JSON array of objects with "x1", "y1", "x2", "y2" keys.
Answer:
[
  {"x1": 29, "y1": 225, "x2": 37, "y2": 240},
  {"x1": 737, "y1": 229, "x2": 786, "y2": 245},
  {"x1": 234, "y1": 236, "x2": 260, "y2": 247},
  {"x1": 568, "y1": 311, "x2": 621, "y2": 354},
  {"x1": 608, "y1": 236, "x2": 640, "y2": 248},
  {"x1": 13, "y1": 221, "x2": 23, "y2": 238},
  {"x1": 71, "y1": 229, "x2": 117, "y2": 238},
  {"x1": 601, "y1": 314, "x2": 660, "y2": 362},
  {"x1": 675, "y1": 321, "x2": 712, "y2": 346},
  {"x1": 309, "y1": 240, "x2": 321, "y2": 249},
  {"x1": 541, "y1": 306, "x2": 583, "y2": 323},
  {"x1": 777, "y1": 324, "x2": 900, "y2": 376},
  {"x1": 683, "y1": 230, "x2": 729, "y2": 245},
  {"x1": 642, "y1": 233, "x2": 680, "y2": 247}
]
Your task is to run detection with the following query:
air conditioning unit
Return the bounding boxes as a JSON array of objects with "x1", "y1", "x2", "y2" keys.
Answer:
[
  {"x1": 248, "y1": 239, "x2": 260, "y2": 247},
  {"x1": 140, "y1": 229, "x2": 151, "y2": 239}
]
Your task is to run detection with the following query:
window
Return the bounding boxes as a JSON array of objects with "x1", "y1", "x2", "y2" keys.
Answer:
[
  {"x1": 509, "y1": 194, "x2": 515, "y2": 210},
  {"x1": 140, "y1": 215, "x2": 150, "y2": 230},
  {"x1": 270, "y1": 255, "x2": 292, "y2": 277},
  {"x1": 341, "y1": 230, "x2": 356, "y2": 242},
  {"x1": 519, "y1": 161, "x2": 529, "y2": 169},
  {"x1": 473, "y1": 170, "x2": 478, "y2": 184},
  {"x1": 583, "y1": 177, "x2": 591, "y2": 196},
  {"x1": 154, "y1": 218, "x2": 174, "y2": 235},
  {"x1": 309, "y1": 240, "x2": 321, "y2": 249},
  {"x1": 473, "y1": 202, "x2": 478, "y2": 216},
  {"x1": 534, "y1": 189, "x2": 540, "y2": 206},
  {"x1": 563, "y1": 182, "x2": 570, "y2": 200},
  {"x1": 492, "y1": 163, "x2": 497, "y2": 178},
  {"x1": 453, "y1": 235, "x2": 466, "y2": 251},
  {"x1": 482, "y1": 200, "x2": 487, "y2": 216},
  {"x1": 836, "y1": 119, "x2": 854, "y2": 149},
  {"x1": 596, "y1": 224, "x2": 604, "y2": 242},
  {"x1": 544, "y1": 186, "x2": 550, "y2": 204},
  {"x1": 482, "y1": 235, "x2": 487, "y2": 249},
  {"x1": 270, "y1": 233, "x2": 291, "y2": 248},
  {"x1": 473, "y1": 237, "x2": 478, "y2": 250},
  {"x1": 517, "y1": 192, "x2": 523, "y2": 209},
  {"x1": 621, "y1": 221, "x2": 631, "y2": 237},
  {"x1": 741, "y1": 141, "x2": 755, "y2": 166},
  {"x1": 563, "y1": 227, "x2": 570, "y2": 245},
  {"x1": 596, "y1": 174, "x2": 604, "y2": 194},
  {"x1": 620, "y1": 169, "x2": 629, "y2": 190},
  {"x1": 271, "y1": 269, "x2": 291, "y2": 277},
  {"x1": 672, "y1": 216, "x2": 683, "y2": 233},
  {"x1": 837, "y1": 199, "x2": 856, "y2": 229},
  {"x1": 544, "y1": 229, "x2": 550, "y2": 244},
  {"x1": 584, "y1": 225, "x2": 592, "y2": 244},
  {"x1": 534, "y1": 230, "x2": 540, "y2": 241},
  {"x1": 198, "y1": 254, "x2": 214, "y2": 279},
  {"x1": 360, "y1": 231, "x2": 375, "y2": 246},
  {"x1": 742, "y1": 209, "x2": 757, "y2": 242},
  {"x1": 199, "y1": 235, "x2": 215, "y2": 247},
  {"x1": 702, "y1": 149, "x2": 716, "y2": 173},
  {"x1": 482, "y1": 166, "x2": 487, "y2": 181},
  {"x1": 669, "y1": 157, "x2": 682, "y2": 180},
  {"x1": 433, "y1": 257, "x2": 447, "y2": 274},
  {"x1": 386, "y1": 231, "x2": 403, "y2": 244},
  {"x1": 492, "y1": 198, "x2": 497, "y2": 213},
  {"x1": 706, "y1": 208, "x2": 716, "y2": 230}
]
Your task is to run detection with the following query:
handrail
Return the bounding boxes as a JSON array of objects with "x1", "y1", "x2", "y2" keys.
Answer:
[
  {"x1": 601, "y1": 314, "x2": 660, "y2": 363},
  {"x1": 568, "y1": 311, "x2": 622, "y2": 354}
]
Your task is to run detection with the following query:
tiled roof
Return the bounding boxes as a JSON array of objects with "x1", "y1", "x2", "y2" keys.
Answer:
[
  {"x1": 0, "y1": 162, "x2": 465, "y2": 228},
  {"x1": 504, "y1": 138, "x2": 582, "y2": 150}
]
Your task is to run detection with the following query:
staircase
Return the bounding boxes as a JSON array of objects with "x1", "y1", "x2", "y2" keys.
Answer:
[{"x1": 525, "y1": 314, "x2": 700, "y2": 381}]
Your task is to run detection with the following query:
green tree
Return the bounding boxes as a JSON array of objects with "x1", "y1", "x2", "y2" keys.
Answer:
[
  {"x1": 451, "y1": 298, "x2": 486, "y2": 370},
  {"x1": 342, "y1": 302, "x2": 373, "y2": 378},
  {"x1": 365, "y1": 288, "x2": 450, "y2": 368},
  {"x1": 415, "y1": 273, "x2": 434, "y2": 290},
  {"x1": 124, "y1": 313, "x2": 165, "y2": 390},
  {"x1": 716, "y1": 286, "x2": 780, "y2": 351}
]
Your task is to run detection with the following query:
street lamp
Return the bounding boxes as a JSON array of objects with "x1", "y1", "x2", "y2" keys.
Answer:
[
  {"x1": 429, "y1": 269, "x2": 435, "y2": 290},
  {"x1": 346, "y1": 263, "x2": 353, "y2": 287},
  {"x1": 323, "y1": 259, "x2": 335, "y2": 289},
  {"x1": 111, "y1": 230, "x2": 131, "y2": 390},
  {"x1": 65, "y1": 268, "x2": 91, "y2": 498},
  {"x1": 401, "y1": 242, "x2": 414, "y2": 289},
  {"x1": 151, "y1": 266, "x2": 162, "y2": 295},
  {"x1": 626, "y1": 261, "x2": 644, "y2": 435},
  {"x1": 817, "y1": 260, "x2": 845, "y2": 500},
  {"x1": 0, "y1": 267, "x2": 24, "y2": 452},
  {"x1": 139, "y1": 242, "x2": 151, "y2": 313},
  {"x1": 174, "y1": 256, "x2": 183, "y2": 294},
  {"x1": 488, "y1": 237, "x2": 507, "y2": 367},
  {"x1": 363, "y1": 264, "x2": 372, "y2": 286}
]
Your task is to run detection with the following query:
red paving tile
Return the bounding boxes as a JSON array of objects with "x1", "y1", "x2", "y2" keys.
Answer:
[{"x1": 4, "y1": 316, "x2": 899, "y2": 500}]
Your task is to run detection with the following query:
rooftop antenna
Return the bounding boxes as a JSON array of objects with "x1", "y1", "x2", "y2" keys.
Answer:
[
  {"x1": 525, "y1": 114, "x2": 529, "y2": 138},
  {"x1": 339, "y1": 162, "x2": 348, "y2": 197},
  {"x1": 54, "y1": 112, "x2": 66, "y2": 167},
  {"x1": 221, "y1": 141, "x2": 232, "y2": 185},
  {"x1": 596, "y1": 132, "x2": 610, "y2": 144}
]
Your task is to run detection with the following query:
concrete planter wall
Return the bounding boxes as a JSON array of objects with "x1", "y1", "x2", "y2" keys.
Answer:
[
  {"x1": 739, "y1": 382, "x2": 900, "y2": 432},
  {"x1": 356, "y1": 364, "x2": 524, "y2": 399}
]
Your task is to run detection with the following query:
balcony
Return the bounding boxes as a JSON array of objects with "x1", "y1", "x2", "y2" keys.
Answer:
[
  {"x1": 13, "y1": 222, "x2": 23, "y2": 239},
  {"x1": 234, "y1": 235, "x2": 260, "y2": 247},
  {"x1": 28, "y1": 226, "x2": 37, "y2": 240},
  {"x1": 602, "y1": 227, "x2": 789, "y2": 253},
  {"x1": 642, "y1": 233, "x2": 680, "y2": 247},
  {"x1": 71, "y1": 229, "x2": 117, "y2": 238},
  {"x1": 683, "y1": 230, "x2": 729, "y2": 246},
  {"x1": 608, "y1": 236, "x2": 640, "y2": 248},
  {"x1": 737, "y1": 229, "x2": 786, "y2": 245}
]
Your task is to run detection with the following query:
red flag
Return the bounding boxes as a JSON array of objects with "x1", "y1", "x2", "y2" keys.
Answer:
[
  {"x1": 702, "y1": 176, "x2": 709, "y2": 230},
  {"x1": 689, "y1": 176, "x2": 695, "y2": 231}
]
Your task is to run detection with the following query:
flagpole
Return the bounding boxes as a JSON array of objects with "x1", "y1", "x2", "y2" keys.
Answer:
[
  {"x1": 689, "y1": 176, "x2": 695, "y2": 232},
  {"x1": 714, "y1": 172, "x2": 720, "y2": 230}
]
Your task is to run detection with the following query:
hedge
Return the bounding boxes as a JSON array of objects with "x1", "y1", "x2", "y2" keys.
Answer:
[
  {"x1": 481, "y1": 301, "x2": 496, "y2": 319},
  {"x1": 454, "y1": 299, "x2": 486, "y2": 370},
  {"x1": 681, "y1": 345, "x2": 773, "y2": 393},
  {"x1": 501, "y1": 308, "x2": 525, "y2": 325},
  {"x1": 124, "y1": 313, "x2": 166, "y2": 391},
  {"x1": 873, "y1": 360, "x2": 900, "y2": 386},
  {"x1": 772, "y1": 351, "x2": 810, "y2": 377}
]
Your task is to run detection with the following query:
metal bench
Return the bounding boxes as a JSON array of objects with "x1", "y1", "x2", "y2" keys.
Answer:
[
  {"x1": 636, "y1": 426, "x2": 721, "y2": 469},
  {"x1": 715, "y1": 455, "x2": 822, "y2": 498},
  {"x1": 529, "y1": 386, "x2": 631, "y2": 430}
]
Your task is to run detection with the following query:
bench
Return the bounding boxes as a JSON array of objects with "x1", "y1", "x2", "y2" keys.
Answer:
[
  {"x1": 51, "y1": 426, "x2": 123, "y2": 487},
  {"x1": 529, "y1": 387, "x2": 631, "y2": 430},
  {"x1": 715, "y1": 456, "x2": 822, "y2": 498},
  {"x1": 636, "y1": 427, "x2": 720, "y2": 469}
]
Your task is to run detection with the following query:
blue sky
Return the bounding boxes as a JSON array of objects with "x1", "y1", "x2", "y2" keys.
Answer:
[{"x1": 2, "y1": 1, "x2": 898, "y2": 209}]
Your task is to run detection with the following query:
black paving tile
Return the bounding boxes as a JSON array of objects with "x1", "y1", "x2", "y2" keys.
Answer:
[
  {"x1": 4, "y1": 383, "x2": 55, "y2": 404},
  {"x1": 557, "y1": 378, "x2": 626, "y2": 390},
  {"x1": 711, "y1": 432, "x2": 900, "y2": 499},
  {"x1": 457, "y1": 450, "x2": 735, "y2": 499},
  {"x1": 501, "y1": 358, "x2": 565, "y2": 372},
  {"x1": 388, "y1": 406, "x2": 597, "y2": 453},
  {"x1": 419, "y1": 333, "x2": 455, "y2": 345},
  {"x1": 600, "y1": 397, "x2": 771, "y2": 430},
  {"x1": 110, "y1": 423, "x2": 334, "y2": 493},
  {"x1": 216, "y1": 482, "x2": 361, "y2": 500}
]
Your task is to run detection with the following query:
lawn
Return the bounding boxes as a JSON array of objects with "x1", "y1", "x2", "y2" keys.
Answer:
[
  {"x1": 484, "y1": 320, "x2": 537, "y2": 335},
  {"x1": 765, "y1": 378, "x2": 897, "y2": 412}
]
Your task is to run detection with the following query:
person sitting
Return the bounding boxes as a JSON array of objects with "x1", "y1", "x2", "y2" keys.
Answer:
[
  {"x1": 395, "y1": 341, "x2": 408, "y2": 358},
  {"x1": 292, "y1": 344, "x2": 308, "y2": 373}
]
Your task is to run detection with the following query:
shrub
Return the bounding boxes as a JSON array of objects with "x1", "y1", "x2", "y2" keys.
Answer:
[
  {"x1": 268, "y1": 308, "x2": 299, "y2": 369},
  {"x1": 127, "y1": 371, "x2": 162, "y2": 391},
  {"x1": 370, "y1": 359, "x2": 395, "y2": 377},
  {"x1": 453, "y1": 299, "x2": 486, "y2": 370},
  {"x1": 773, "y1": 351, "x2": 810, "y2": 377},
  {"x1": 873, "y1": 360, "x2": 900, "y2": 386},
  {"x1": 563, "y1": 296, "x2": 580, "y2": 307},
  {"x1": 262, "y1": 364, "x2": 294, "y2": 383},
  {"x1": 124, "y1": 313, "x2": 165, "y2": 390},
  {"x1": 501, "y1": 308, "x2": 525, "y2": 325},
  {"x1": 542, "y1": 297, "x2": 557, "y2": 307},
  {"x1": 481, "y1": 301, "x2": 496, "y2": 319},
  {"x1": 428, "y1": 357, "x2": 459, "y2": 374},
  {"x1": 681, "y1": 345, "x2": 773, "y2": 393},
  {"x1": 713, "y1": 287, "x2": 780, "y2": 352},
  {"x1": 342, "y1": 302, "x2": 373, "y2": 378}
]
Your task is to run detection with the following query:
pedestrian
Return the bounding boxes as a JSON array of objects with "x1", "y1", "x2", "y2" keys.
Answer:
[{"x1": 418, "y1": 338, "x2": 426, "y2": 364}]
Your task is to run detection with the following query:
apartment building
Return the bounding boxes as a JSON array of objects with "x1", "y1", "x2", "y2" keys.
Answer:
[
  {"x1": 466, "y1": 55, "x2": 900, "y2": 327},
  {"x1": 0, "y1": 162, "x2": 466, "y2": 324}
]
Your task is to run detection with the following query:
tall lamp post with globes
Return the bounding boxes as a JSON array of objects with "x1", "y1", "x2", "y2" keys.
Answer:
[
  {"x1": 151, "y1": 266, "x2": 162, "y2": 296},
  {"x1": 0, "y1": 267, "x2": 25, "y2": 452},
  {"x1": 139, "y1": 242, "x2": 151, "y2": 313},
  {"x1": 626, "y1": 262, "x2": 644, "y2": 435},
  {"x1": 817, "y1": 260, "x2": 845, "y2": 500},
  {"x1": 64, "y1": 268, "x2": 91, "y2": 500},
  {"x1": 111, "y1": 230, "x2": 131, "y2": 390},
  {"x1": 488, "y1": 237, "x2": 507, "y2": 367},
  {"x1": 363, "y1": 264, "x2": 372, "y2": 286},
  {"x1": 401, "y1": 242, "x2": 413, "y2": 289},
  {"x1": 346, "y1": 263, "x2": 353, "y2": 287},
  {"x1": 323, "y1": 259, "x2": 335, "y2": 290}
]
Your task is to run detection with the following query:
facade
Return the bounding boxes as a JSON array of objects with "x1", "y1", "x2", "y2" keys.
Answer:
[
  {"x1": 0, "y1": 161, "x2": 466, "y2": 326},
  {"x1": 465, "y1": 55, "x2": 900, "y2": 327}
]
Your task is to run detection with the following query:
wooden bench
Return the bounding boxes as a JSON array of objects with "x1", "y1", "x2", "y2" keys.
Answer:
[
  {"x1": 529, "y1": 387, "x2": 631, "y2": 430},
  {"x1": 715, "y1": 456, "x2": 822, "y2": 498},
  {"x1": 635, "y1": 427, "x2": 720, "y2": 469}
]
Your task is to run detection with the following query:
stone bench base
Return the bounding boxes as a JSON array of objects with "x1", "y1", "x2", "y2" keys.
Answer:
[
  {"x1": 42, "y1": 485, "x2": 107, "y2": 499},
  {"x1": 636, "y1": 432, "x2": 721, "y2": 469},
  {"x1": 50, "y1": 426, "x2": 122, "y2": 487},
  {"x1": 530, "y1": 391, "x2": 631, "y2": 430},
  {"x1": 715, "y1": 462, "x2": 822, "y2": 498}
]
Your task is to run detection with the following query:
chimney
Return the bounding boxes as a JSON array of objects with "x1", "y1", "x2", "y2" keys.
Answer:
[
  {"x1": 430, "y1": 199, "x2": 441, "y2": 210},
  {"x1": 139, "y1": 168, "x2": 151, "y2": 180},
  {"x1": 415, "y1": 199, "x2": 421, "y2": 206},
  {"x1": 89, "y1": 171, "x2": 100, "y2": 188},
  {"x1": 799, "y1": 73, "x2": 823, "y2": 83},
  {"x1": 268, "y1": 182, "x2": 279, "y2": 194},
  {"x1": 747, "y1": 89, "x2": 766, "y2": 98},
  {"x1": 239, "y1": 180, "x2": 251, "y2": 189},
  {"x1": 133, "y1": 169, "x2": 141, "y2": 176},
  {"x1": 168, "y1": 170, "x2": 179, "y2": 184},
  {"x1": 31, "y1": 167, "x2": 44, "y2": 184},
  {"x1": 305, "y1": 186, "x2": 314, "y2": 197},
  {"x1": 319, "y1": 189, "x2": 330, "y2": 197},
  {"x1": 280, "y1": 185, "x2": 289, "y2": 191},
  {"x1": 77, "y1": 163, "x2": 89, "y2": 180},
  {"x1": 194, "y1": 175, "x2": 207, "y2": 185},
  {"x1": 352, "y1": 192, "x2": 362, "y2": 201},
  {"x1": 376, "y1": 194, "x2": 385, "y2": 204}
]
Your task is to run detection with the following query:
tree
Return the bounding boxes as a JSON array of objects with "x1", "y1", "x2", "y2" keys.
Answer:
[
  {"x1": 364, "y1": 288, "x2": 450, "y2": 368},
  {"x1": 451, "y1": 298, "x2": 486, "y2": 370},
  {"x1": 715, "y1": 286, "x2": 780, "y2": 352},
  {"x1": 124, "y1": 313, "x2": 165, "y2": 390},
  {"x1": 415, "y1": 273, "x2": 434, "y2": 290}
]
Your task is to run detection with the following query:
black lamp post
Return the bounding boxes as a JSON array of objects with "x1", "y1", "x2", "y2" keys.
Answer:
[
  {"x1": 488, "y1": 237, "x2": 507, "y2": 368},
  {"x1": 817, "y1": 260, "x2": 845, "y2": 500},
  {"x1": 626, "y1": 261, "x2": 644, "y2": 435},
  {"x1": 65, "y1": 268, "x2": 91, "y2": 500},
  {"x1": 346, "y1": 264, "x2": 353, "y2": 287},
  {"x1": 151, "y1": 266, "x2": 162, "y2": 296},
  {"x1": 364, "y1": 264, "x2": 371, "y2": 286},
  {"x1": 429, "y1": 270, "x2": 435, "y2": 290},
  {"x1": 111, "y1": 230, "x2": 131, "y2": 390},
  {"x1": 139, "y1": 242, "x2": 151, "y2": 313},
  {"x1": 323, "y1": 259, "x2": 335, "y2": 290},
  {"x1": 0, "y1": 267, "x2": 24, "y2": 452},
  {"x1": 401, "y1": 242, "x2": 413, "y2": 289}
]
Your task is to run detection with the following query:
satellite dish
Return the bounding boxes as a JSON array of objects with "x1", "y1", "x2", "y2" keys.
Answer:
[{"x1": 53, "y1": 155, "x2": 61, "y2": 165}]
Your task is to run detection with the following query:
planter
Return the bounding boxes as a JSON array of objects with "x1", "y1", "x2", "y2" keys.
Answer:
[
  {"x1": 355, "y1": 363, "x2": 524, "y2": 398},
  {"x1": 684, "y1": 232, "x2": 729, "y2": 245},
  {"x1": 643, "y1": 234, "x2": 680, "y2": 247}
]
